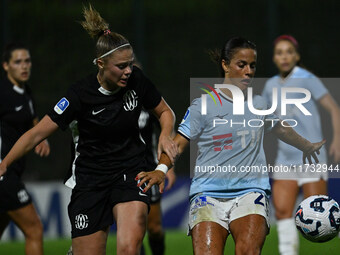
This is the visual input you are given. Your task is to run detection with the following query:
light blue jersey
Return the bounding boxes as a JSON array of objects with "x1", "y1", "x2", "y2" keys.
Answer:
[
  {"x1": 262, "y1": 66, "x2": 328, "y2": 165},
  {"x1": 179, "y1": 89, "x2": 275, "y2": 199}
]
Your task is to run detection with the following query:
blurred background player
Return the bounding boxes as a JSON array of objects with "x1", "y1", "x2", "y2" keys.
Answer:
[
  {"x1": 0, "y1": 42, "x2": 50, "y2": 255},
  {"x1": 137, "y1": 37, "x2": 325, "y2": 255},
  {"x1": 0, "y1": 5, "x2": 176, "y2": 255},
  {"x1": 138, "y1": 108, "x2": 176, "y2": 255},
  {"x1": 262, "y1": 34, "x2": 340, "y2": 255}
]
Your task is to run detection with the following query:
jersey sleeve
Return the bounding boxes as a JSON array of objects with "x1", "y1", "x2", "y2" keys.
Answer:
[
  {"x1": 47, "y1": 85, "x2": 81, "y2": 130},
  {"x1": 305, "y1": 76, "x2": 328, "y2": 101},
  {"x1": 178, "y1": 99, "x2": 203, "y2": 140}
]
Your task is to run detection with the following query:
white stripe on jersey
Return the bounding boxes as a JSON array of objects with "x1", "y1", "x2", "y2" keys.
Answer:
[
  {"x1": 139, "y1": 132, "x2": 146, "y2": 145},
  {"x1": 65, "y1": 120, "x2": 79, "y2": 189},
  {"x1": 65, "y1": 147, "x2": 79, "y2": 189}
]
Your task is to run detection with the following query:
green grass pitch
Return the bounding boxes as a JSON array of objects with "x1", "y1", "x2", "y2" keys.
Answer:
[{"x1": 0, "y1": 226, "x2": 339, "y2": 254}]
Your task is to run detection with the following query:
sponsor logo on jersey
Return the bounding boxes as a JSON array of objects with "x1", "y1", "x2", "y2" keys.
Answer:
[
  {"x1": 54, "y1": 97, "x2": 69, "y2": 115},
  {"x1": 123, "y1": 90, "x2": 138, "y2": 111},
  {"x1": 214, "y1": 113, "x2": 229, "y2": 119},
  {"x1": 17, "y1": 189, "x2": 29, "y2": 203},
  {"x1": 137, "y1": 179, "x2": 148, "y2": 197},
  {"x1": 138, "y1": 110, "x2": 150, "y2": 129},
  {"x1": 75, "y1": 214, "x2": 89, "y2": 230},
  {"x1": 139, "y1": 191, "x2": 148, "y2": 197},
  {"x1": 92, "y1": 108, "x2": 106, "y2": 115},
  {"x1": 15, "y1": 105, "x2": 23, "y2": 112},
  {"x1": 213, "y1": 133, "x2": 233, "y2": 151}
]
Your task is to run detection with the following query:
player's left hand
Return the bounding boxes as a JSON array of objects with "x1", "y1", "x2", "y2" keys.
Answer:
[
  {"x1": 158, "y1": 135, "x2": 178, "y2": 164},
  {"x1": 136, "y1": 170, "x2": 166, "y2": 193},
  {"x1": 329, "y1": 138, "x2": 340, "y2": 163},
  {"x1": 303, "y1": 140, "x2": 326, "y2": 164},
  {"x1": 34, "y1": 139, "x2": 50, "y2": 157}
]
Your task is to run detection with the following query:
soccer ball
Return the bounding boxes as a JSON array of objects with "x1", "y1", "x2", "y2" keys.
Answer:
[{"x1": 295, "y1": 195, "x2": 340, "y2": 242}]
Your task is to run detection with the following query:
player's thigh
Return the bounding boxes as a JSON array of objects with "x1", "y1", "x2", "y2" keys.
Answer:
[
  {"x1": 8, "y1": 203, "x2": 42, "y2": 236},
  {"x1": 113, "y1": 201, "x2": 148, "y2": 244},
  {"x1": 68, "y1": 188, "x2": 113, "y2": 239},
  {"x1": 0, "y1": 212, "x2": 10, "y2": 238},
  {"x1": 0, "y1": 173, "x2": 32, "y2": 213},
  {"x1": 191, "y1": 221, "x2": 228, "y2": 255},
  {"x1": 147, "y1": 202, "x2": 162, "y2": 234},
  {"x1": 72, "y1": 227, "x2": 109, "y2": 255},
  {"x1": 272, "y1": 180, "x2": 299, "y2": 216},
  {"x1": 302, "y1": 179, "x2": 327, "y2": 198},
  {"x1": 229, "y1": 214, "x2": 267, "y2": 253}
]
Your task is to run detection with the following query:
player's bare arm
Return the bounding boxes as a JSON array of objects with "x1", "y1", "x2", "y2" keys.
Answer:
[
  {"x1": 152, "y1": 98, "x2": 177, "y2": 163},
  {"x1": 0, "y1": 115, "x2": 58, "y2": 176},
  {"x1": 136, "y1": 133, "x2": 188, "y2": 193},
  {"x1": 272, "y1": 121, "x2": 326, "y2": 164},
  {"x1": 32, "y1": 117, "x2": 51, "y2": 157}
]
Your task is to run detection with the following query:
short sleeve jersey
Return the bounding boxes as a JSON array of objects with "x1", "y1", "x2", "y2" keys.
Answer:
[
  {"x1": 178, "y1": 89, "x2": 275, "y2": 199},
  {"x1": 0, "y1": 77, "x2": 36, "y2": 176},
  {"x1": 262, "y1": 66, "x2": 328, "y2": 165},
  {"x1": 48, "y1": 66, "x2": 162, "y2": 189}
]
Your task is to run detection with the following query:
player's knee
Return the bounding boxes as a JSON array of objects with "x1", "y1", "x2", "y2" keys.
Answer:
[
  {"x1": 117, "y1": 233, "x2": 144, "y2": 255},
  {"x1": 118, "y1": 242, "x2": 140, "y2": 255},
  {"x1": 275, "y1": 208, "x2": 293, "y2": 219},
  {"x1": 235, "y1": 239, "x2": 262, "y2": 255},
  {"x1": 24, "y1": 218, "x2": 43, "y2": 240},
  {"x1": 147, "y1": 222, "x2": 163, "y2": 237}
]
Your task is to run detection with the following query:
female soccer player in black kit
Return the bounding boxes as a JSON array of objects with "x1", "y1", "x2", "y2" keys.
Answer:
[
  {"x1": 0, "y1": 43, "x2": 50, "y2": 255},
  {"x1": 0, "y1": 5, "x2": 176, "y2": 255}
]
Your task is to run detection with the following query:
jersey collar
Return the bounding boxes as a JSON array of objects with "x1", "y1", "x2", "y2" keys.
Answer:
[
  {"x1": 98, "y1": 86, "x2": 121, "y2": 96},
  {"x1": 216, "y1": 87, "x2": 234, "y2": 103},
  {"x1": 12, "y1": 84, "x2": 25, "y2": 95},
  {"x1": 279, "y1": 66, "x2": 299, "y2": 84}
]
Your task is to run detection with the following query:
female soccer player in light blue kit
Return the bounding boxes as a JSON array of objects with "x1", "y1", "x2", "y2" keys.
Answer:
[
  {"x1": 262, "y1": 35, "x2": 340, "y2": 255},
  {"x1": 137, "y1": 37, "x2": 325, "y2": 255}
]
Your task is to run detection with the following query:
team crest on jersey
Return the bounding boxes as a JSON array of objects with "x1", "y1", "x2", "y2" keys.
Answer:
[
  {"x1": 123, "y1": 90, "x2": 138, "y2": 111},
  {"x1": 17, "y1": 189, "x2": 29, "y2": 203},
  {"x1": 75, "y1": 214, "x2": 89, "y2": 230},
  {"x1": 54, "y1": 97, "x2": 69, "y2": 115}
]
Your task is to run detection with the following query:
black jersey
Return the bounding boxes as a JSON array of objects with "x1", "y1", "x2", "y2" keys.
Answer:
[
  {"x1": 48, "y1": 66, "x2": 162, "y2": 189},
  {"x1": 138, "y1": 109, "x2": 159, "y2": 170},
  {"x1": 0, "y1": 77, "x2": 36, "y2": 176}
]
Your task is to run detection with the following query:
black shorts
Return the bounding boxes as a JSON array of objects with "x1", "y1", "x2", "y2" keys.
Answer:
[
  {"x1": 150, "y1": 184, "x2": 162, "y2": 204},
  {"x1": 68, "y1": 172, "x2": 150, "y2": 238},
  {"x1": 0, "y1": 173, "x2": 32, "y2": 213}
]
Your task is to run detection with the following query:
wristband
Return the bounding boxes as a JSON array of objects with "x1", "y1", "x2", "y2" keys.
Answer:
[{"x1": 155, "y1": 164, "x2": 168, "y2": 174}]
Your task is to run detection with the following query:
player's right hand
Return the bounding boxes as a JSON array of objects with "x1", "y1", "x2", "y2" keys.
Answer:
[
  {"x1": 303, "y1": 139, "x2": 326, "y2": 164},
  {"x1": 135, "y1": 170, "x2": 166, "y2": 193}
]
